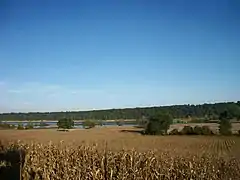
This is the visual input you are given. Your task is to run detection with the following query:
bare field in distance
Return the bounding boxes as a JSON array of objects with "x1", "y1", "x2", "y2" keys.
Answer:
[{"x1": 0, "y1": 126, "x2": 240, "y2": 155}]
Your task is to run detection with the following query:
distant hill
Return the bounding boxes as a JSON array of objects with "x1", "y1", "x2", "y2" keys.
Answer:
[{"x1": 0, "y1": 101, "x2": 240, "y2": 121}]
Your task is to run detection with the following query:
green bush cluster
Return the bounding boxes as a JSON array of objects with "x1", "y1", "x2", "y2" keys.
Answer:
[
  {"x1": 82, "y1": 120, "x2": 95, "y2": 129},
  {"x1": 25, "y1": 122, "x2": 34, "y2": 130},
  {"x1": 168, "y1": 128, "x2": 179, "y2": 135},
  {"x1": 57, "y1": 118, "x2": 74, "y2": 129},
  {"x1": 218, "y1": 111, "x2": 232, "y2": 136},
  {"x1": 17, "y1": 123, "x2": 24, "y2": 130},
  {"x1": 144, "y1": 113, "x2": 172, "y2": 135},
  {"x1": 169, "y1": 125, "x2": 214, "y2": 135},
  {"x1": 0, "y1": 122, "x2": 16, "y2": 129}
]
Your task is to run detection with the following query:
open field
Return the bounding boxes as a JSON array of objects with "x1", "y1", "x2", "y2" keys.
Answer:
[
  {"x1": 1, "y1": 126, "x2": 240, "y2": 152},
  {"x1": 1, "y1": 126, "x2": 240, "y2": 179}
]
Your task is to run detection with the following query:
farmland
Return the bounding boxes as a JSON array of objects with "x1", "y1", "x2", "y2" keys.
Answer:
[{"x1": 1, "y1": 126, "x2": 240, "y2": 179}]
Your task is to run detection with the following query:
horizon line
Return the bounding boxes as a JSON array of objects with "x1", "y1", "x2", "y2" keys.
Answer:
[{"x1": 1, "y1": 100, "x2": 239, "y2": 114}]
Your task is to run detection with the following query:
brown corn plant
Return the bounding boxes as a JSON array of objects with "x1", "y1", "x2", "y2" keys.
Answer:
[{"x1": 0, "y1": 140, "x2": 240, "y2": 180}]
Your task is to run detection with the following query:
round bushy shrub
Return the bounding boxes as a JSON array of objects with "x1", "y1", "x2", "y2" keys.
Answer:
[
  {"x1": 145, "y1": 113, "x2": 172, "y2": 135},
  {"x1": 169, "y1": 128, "x2": 179, "y2": 135},
  {"x1": 218, "y1": 111, "x2": 232, "y2": 136},
  {"x1": 25, "y1": 121, "x2": 34, "y2": 130},
  {"x1": 82, "y1": 120, "x2": 96, "y2": 129},
  {"x1": 17, "y1": 124, "x2": 24, "y2": 130},
  {"x1": 180, "y1": 126, "x2": 194, "y2": 135},
  {"x1": 193, "y1": 126, "x2": 203, "y2": 135},
  {"x1": 57, "y1": 118, "x2": 74, "y2": 129},
  {"x1": 201, "y1": 126, "x2": 214, "y2": 135}
]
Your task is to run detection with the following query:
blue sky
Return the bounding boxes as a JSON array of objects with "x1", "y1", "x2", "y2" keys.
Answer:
[{"x1": 0, "y1": 0, "x2": 239, "y2": 112}]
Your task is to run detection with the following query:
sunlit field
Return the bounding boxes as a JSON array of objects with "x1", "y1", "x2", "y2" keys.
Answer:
[{"x1": 1, "y1": 127, "x2": 240, "y2": 179}]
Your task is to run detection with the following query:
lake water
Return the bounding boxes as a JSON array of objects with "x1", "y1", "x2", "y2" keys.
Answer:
[{"x1": 2, "y1": 121, "x2": 137, "y2": 129}]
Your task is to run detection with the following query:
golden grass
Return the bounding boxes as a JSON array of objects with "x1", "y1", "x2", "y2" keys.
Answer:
[{"x1": 1, "y1": 127, "x2": 240, "y2": 179}]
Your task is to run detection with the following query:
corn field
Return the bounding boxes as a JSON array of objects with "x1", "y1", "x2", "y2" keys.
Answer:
[{"x1": 1, "y1": 138, "x2": 240, "y2": 180}]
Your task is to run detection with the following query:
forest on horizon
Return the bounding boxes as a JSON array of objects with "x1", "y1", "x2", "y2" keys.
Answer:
[{"x1": 0, "y1": 101, "x2": 240, "y2": 121}]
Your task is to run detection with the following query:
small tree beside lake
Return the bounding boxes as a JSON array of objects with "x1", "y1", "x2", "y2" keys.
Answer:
[
  {"x1": 25, "y1": 121, "x2": 34, "y2": 129},
  {"x1": 57, "y1": 118, "x2": 74, "y2": 130},
  {"x1": 17, "y1": 123, "x2": 24, "y2": 130},
  {"x1": 144, "y1": 113, "x2": 173, "y2": 135},
  {"x1": 82, "y1": 120, "x2": 95, "y2": 129}
]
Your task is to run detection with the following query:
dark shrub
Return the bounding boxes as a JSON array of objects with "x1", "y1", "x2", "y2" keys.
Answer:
[
  {"x1": 17, "y1": 124, "x2": 24, "y2": 130},
  {"x1": 193, "y1": 126, "x2": 203, "y2": 135},
  {"x1": 145, "y1": 113, "x2": 172, "y2": 135},
  {"x1": 25, "y1": 122, "x2": 34, "y2": 130},
  {"x1": 180, "y1": 126, "x2": 194, "y2": 135},
  {"x1": 201, "y1": 126, "x2": 214, "y2": 135},
  {"x1": 82, "y1": 120, "x2": 95, "y2": 129},
  {"x1": 57, "y1": 118, "x2": 74, "y2": 129},
  {"x1": 169, "y1": 128, "x2": 179, "y2": 135},
  {"x1": 218, "y1": 111, "x2": 232, "y2": 136}
]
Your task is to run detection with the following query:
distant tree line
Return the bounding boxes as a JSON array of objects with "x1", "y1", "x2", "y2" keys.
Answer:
[
  {"x1": 145, "y1": 110, "x2": 239, "y2": 136},
  {"x1": 0, "y1": 101, "x2": 240, "y2": 121}
]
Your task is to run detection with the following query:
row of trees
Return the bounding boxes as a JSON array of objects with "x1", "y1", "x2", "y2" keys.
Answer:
[
  {"x1": 0, "y1": 102, "x2": 240, "y2": 121},
  {"x1": 57, "y1": 118, "x2": 97, "y2": 129},
  {"x1": 0, "y1": 120, "x2": 49, "y2": 130},
  {"x1": 144, "y1": 110, "x2": 238, "y2": 136},
  {"x1": 56, "y1": 109, "x2": 238, "y2": 136}
]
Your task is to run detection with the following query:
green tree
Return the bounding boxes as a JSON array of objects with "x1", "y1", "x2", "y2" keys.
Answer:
[
  {"x1": 17, "y1": 123, "x2": 24, "y2": 130},
  {"x1": 57, "y1": 118, "x2": 74, "y2": 129},
  {"x1": 218, "y1": 111, "x2": 232, "y2": 135},
  {"x1": 82, "y1": 120, "x2": 95, "y2": 129},
  {"x1": 201, "y1": 126, "x2": 214, "y2": 135},
  {"x1": 25, "y1": 121, "x2": 34, "y2": 129},
  {"x1": 193, "y1": 126, "x2": 203, "y2": 135},
  {"x1": 169, "y1": 128, "x2": 179, "y2": 135},
  {"x1": 180, "y1": 126, "x2": 194, "y2": 135},
  {"x1": 145, "y1": 113, "x2": 172, "y2": 135}
]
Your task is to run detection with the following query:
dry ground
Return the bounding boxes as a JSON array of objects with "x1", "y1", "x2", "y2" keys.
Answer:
[{"x1": 1, "y1": 126, "x2": 240, "y2": 156}]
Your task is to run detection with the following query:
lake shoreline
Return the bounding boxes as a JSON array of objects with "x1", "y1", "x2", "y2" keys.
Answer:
[{"x1": 1, "y1": 119, "x2": 136, "y2": 123}]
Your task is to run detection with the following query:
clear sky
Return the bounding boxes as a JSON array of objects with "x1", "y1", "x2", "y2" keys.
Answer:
[{"x1": 0, "y1": 0, "x2": 239, "y2": 113}]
